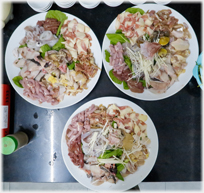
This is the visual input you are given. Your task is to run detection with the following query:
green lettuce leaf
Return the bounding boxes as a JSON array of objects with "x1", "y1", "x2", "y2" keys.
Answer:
[
  {"x1": 106, "y1": 33, "x2": 130, "y2": 45},
  {"x1": 45, "y1": 10, "x2": 68, "y2": 36},
  {"x1": 39, "y1": 44, "x2": 51, "y2": 58},
  {"x1": 52, "y1": 35, "x2": 65, "y2": 51},
  {"x1": 109, "y1": 69, "x2": 122, "y2": 84},
  {"x1": 105, "y1": 50, "x2": 110, "y2": 62},
  {"x1": 12, "y1": 76, "x2": 23, "y2": 88},
  {"x1": 125, "y1": 7, "x2": 145, "y2": 15}
]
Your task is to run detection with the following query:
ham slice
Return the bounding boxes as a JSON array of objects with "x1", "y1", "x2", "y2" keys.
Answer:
[{"x1": 140, "y1": 41, "x2": 161, "y2": 59}]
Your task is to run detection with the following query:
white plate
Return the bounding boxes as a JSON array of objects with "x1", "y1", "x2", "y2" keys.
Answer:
[
  {"x1": 102, "y1": 4, "x2": 199, "y2": 101},
  {"x1": 5, "y1": 12, "x2": 102, "y2": 109},
  {"x1": 61, "y1": 96, "x2": 159, "y2": 191}
]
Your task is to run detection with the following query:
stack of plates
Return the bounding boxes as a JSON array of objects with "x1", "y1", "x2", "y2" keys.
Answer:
[
  {"x1": 27, "y1": 1, "x2": 53, "y2": 12},
  {"x1": 129, "y1": 0, "x2": 146, "y2": 5},
  {"x1": 103, "y1": 0, "x2": 123, "y2": 7},
  {"x1": 79, "y1": 0, "x2": 100, "y2": 9},
  {"x1": 153, "y1": 0, "x2": 171, "y2": 5},
  {"x1": 55, "y1": 1, "x2": 76, "y2": 8}
]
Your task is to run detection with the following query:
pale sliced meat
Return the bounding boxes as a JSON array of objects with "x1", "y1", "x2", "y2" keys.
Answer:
[{"x1": 140, "y1": 41, "x2": 161, "y2": 59}]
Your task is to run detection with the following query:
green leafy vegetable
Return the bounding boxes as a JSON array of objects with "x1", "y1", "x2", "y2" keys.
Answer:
[
  {"x1": 116, "y1": 164, "x2": 125, "y2": 172},
  {"x1": 109, "y1": 69, "x2": 122, "y2": 84},
  {"x1": 125, "y1": 7, "x2": 145, "y2": 15},
  {"x1": 12, "y1": 76, "x2": 23, "y2": 88},
  {"x1": 123, "y1": 81, "x2": 129, "y2": 90},
  {"x1": 99, "y1": 149, "x2": 123, "y2": 159},
  {"x1": 39, "y1": 44, "x2": 51, "y2": 58},
  {"x1": 46, "y1": 10, "x2": 68, "y2": 36},
  {"x1": 116, "y1": 29, "x2": 122, "y2": 34},
  {"x1": 52, "y1": 35, "x2": 65, "y2": 51},
  {"x1": 111, "y1": 120, "x2": 117, "y2": 128},
  {"x1": 105, "y1": 50, "x2": 110, "y2": 62},
  {"x1": 116, "y1": 171, "x2": 124, "y2": 181},
  {"x1": 106, "y1": 33, "x2": 130, "y2": 45},
  {"x1": 124, "y1": 55, "x2": 132, "y2": 71},
  {"x1": 139, "y1": 79, "x2": 146, "y2": 87},
  {"x1": 19, "y1": 44, "x2": 27, "y2": 48},
  {"x1": 67, "y1": 61, "x2": 76, "y2": 70}
]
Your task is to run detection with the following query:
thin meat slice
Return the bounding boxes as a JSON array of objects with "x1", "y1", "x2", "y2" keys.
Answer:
[{"x1": 140, "y1": 41, "x2": 161, "y2": 59}]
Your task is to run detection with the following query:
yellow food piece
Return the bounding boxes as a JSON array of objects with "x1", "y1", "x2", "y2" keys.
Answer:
[
  {"x1": 48, "y1": 76, "x2": 57, "y2": 84},
  {"x1": 138, "y1": 114, "x2": 148, "y2": 122},
  {"x1": 146, "y1": 153, "x2": 149, "y2": 158},
  {"x1": 159, "y1": 37, "x2": 170, "y2": 46},
  {"x1": 158, "y1": 48, "x2": 167, "y2": 57},
  {"x1": 177, "y1": 69, "x2": 186, "y2": 76},
  {"x1": 122, "y1": 133, "x2": 134, "y2": 151},
  {"x1": 60, "y1": 75, "x2": 69, "y2": 87}
]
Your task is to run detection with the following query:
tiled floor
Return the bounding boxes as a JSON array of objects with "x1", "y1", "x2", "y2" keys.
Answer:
[{"x1": 1, "y1": 181, "x2": 202, "y2": 191}]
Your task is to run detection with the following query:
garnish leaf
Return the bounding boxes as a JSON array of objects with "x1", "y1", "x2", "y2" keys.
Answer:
[
  {"x1": 139, "y1": 79, "x2": 146, "y2": 87},
  {"x1": 99, "y1": 149, "x2": 123, "y2": 159},
  {"x1": 105, "y1": 50, "x2": 110, "y2": 62},
  {"x1": 52, "y1": 35, "x2": 65, "y2": 51},
  {"x1": 45, "y1": 10, "x2": 68, "y2": 36},
  {"x1": 106, "y1": 33, "x2": 130, "y2": 45},
  {"x1": 67, "y1": 61, "x2": 76, "y2": 70},
  {"x1": 109, "y1": 69, "x2": 122, "y2": 84},
  {"x1": 39, "y1": 44, "x2": 51, "y2": 58},
  {"x1": 19, "y1": 44, "x2": 27, "y2": 48},
  {"x1": 124, "y1": 55, "x2": 132, "y2": 71},
  {"x1": 125, "y1": 7, "x2": 145, "y2": 15},
  {"x1": 116, "y1": 171, "x2": 124, "y2": 181},
  {"x1": 12, "y1": 76, "x2": 23, "y2": 88},
  {"x1": 123, "y1": 81, "x2": 129, "y2": 90}
]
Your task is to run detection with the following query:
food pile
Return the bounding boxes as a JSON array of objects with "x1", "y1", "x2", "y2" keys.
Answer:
[
  {"x1": 105, "y1": 8, "x2": 191, "y2": 94},
  {"x1": 12, "y1": 10, "x2": 98, "y2": 105},
  {"x1": 66, "y1": 103, "x2": 151, "y2": 185}
]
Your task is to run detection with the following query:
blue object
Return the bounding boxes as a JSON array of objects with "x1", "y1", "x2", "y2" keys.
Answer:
[{"x1": 193, "y1": 52, "x2": 203, "y2": 89}]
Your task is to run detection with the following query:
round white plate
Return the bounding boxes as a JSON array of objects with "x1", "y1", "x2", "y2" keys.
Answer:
[
  {"x1": 102, "y1": 4, "x2": 199, "y2": 101},
  {"x1": 5, "y1": 12, "x2": 102, "y2": 109},
  {"x1": 61, "y1": 96, "x2": 159, "y2": 191}
]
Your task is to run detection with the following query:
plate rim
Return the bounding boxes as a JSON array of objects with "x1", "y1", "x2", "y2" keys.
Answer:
[
  {"x1": 5, "y1": 11, "x2": 102, "y2": 109},
  {"x1": 61, "y1": 96, "x2": 159, "y2": 191},
  {"x1": 101, "y1": 3, "x2": 199, "y2": 101}
]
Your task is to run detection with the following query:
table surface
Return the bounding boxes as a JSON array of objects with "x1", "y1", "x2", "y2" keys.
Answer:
[{"x1": 2, "y1": 1, "x2": 202, "y2": 183}]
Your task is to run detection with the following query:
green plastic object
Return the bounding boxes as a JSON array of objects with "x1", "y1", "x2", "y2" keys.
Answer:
[{"x1": 1, "y1": 136, "x2": 18, "y2": 155}]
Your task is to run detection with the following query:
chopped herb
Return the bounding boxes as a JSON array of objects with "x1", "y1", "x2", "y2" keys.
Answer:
[
  {"x1": 116, "y1": 164, "x2": 125, "y2": 172},
  {"x1": 106, "y1": 33, "x2": 130, "y2": 45},
  {"x1": 52, "y1": 35, "x2": 65, "y2": 51},
  {"x1": 111, "y1": 120, "x2": 117, "y2": 128},
  {"x1": 98, "y1": 149, "x2": 123, "y2": 159},
  {"x1": 67, "y1": 61, "x2": 76, "y2": 70},
  {"x1": 140, "y1": 137, "x2": 142, "y2": 140}
]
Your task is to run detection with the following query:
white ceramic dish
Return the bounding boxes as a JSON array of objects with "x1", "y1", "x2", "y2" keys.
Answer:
[
  {"x1": 102, "y1": 4, "x2": 199, "y2": 101},
  {"x1": 5, "y1": 12, "x2": 102, "y2": 109},
  {"x1": 55, "y1": 1, "x2": 76, "y2": 8},
  {"x1": 79, "y1": 1, "x2": 100, "y2": 9},
  {"x1": 27, "y1": 1, "x2": 53, "y2": 12},
  {"x1": 103, "y1": 0, "x2": 123, "y2": 7},
  {"x1": 61, "y1": 96, "x2": 159, "y2": 191},
  {"x1": 129, "y1": 0, "x2": 146, "y2": 5}
]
